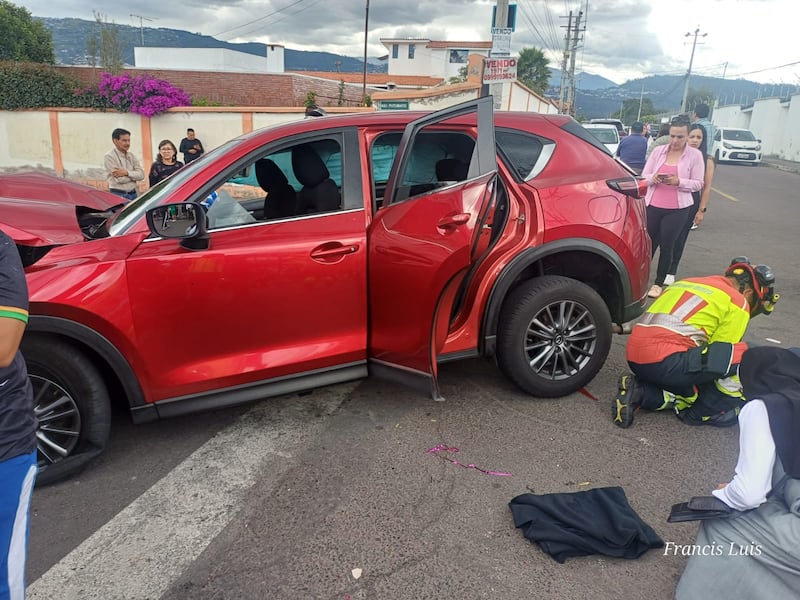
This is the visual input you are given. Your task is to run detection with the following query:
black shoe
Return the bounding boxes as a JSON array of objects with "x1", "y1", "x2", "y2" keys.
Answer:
[{"x1": 612, "y1": 373, "x2": 641, "y2": 428}]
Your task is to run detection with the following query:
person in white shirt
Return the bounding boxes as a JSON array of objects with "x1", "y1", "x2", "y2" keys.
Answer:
[
  {"x1": 676, "y1": 346, "x2": 800, "y2": 599},
  {"x1": 104, "y1": 128, "x2": 145, "y2": 203}
]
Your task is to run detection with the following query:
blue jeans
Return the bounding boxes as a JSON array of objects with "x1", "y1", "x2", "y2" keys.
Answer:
[
  {"x1": 109, "y1": 188, "x2": 137, "y2": 202},
  {"x1": 0, "y1": 450, "x2": 37, "y2": 600}
]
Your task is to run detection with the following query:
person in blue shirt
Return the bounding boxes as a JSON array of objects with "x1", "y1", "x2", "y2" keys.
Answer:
[{"x1": 616, "y1": 121, "x2": 648, "y2": 174}]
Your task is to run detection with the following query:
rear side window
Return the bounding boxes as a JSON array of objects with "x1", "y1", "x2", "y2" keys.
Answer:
[
  {"x1": 561, "y1": 120, "x2": 609, "y2": 155},
  {"x1": 496, "y1": 128, "x2": 554, "y2": 181}
]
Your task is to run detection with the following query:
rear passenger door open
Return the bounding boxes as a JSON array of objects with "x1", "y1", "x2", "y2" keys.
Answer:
[{"x1": 367, "y1": 97, "x2": 497, "y2": 400}]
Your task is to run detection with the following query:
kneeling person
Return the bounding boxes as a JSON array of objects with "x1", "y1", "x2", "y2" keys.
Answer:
[{"x1": 612, "y1": 257, "x2": 778, "y2": 428}]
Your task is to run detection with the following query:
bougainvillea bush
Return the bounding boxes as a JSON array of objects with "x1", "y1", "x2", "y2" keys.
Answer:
[{"x1": 98, "y1": 72, "x2": 191, "y2": 117}]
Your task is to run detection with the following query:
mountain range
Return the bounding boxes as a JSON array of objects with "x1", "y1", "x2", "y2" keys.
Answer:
[{"x1": 38, "y1": 17, "x2": 797, "y2": 118}]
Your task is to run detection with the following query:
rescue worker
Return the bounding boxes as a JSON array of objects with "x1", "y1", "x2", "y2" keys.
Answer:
[{"x1": 612, "y1": 257, "x2": 779, "y2": 428}]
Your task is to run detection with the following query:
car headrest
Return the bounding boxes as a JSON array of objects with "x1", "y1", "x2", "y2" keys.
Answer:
[
  {"x1": 254, "y1": 159, "x2": 289, "y2": 191},
  {"x1": 435, "y1": 158, "x2": 468, "y2": 182},
  {"x1": 292, "y1": 145, "x2": 330, "y2": 187}
]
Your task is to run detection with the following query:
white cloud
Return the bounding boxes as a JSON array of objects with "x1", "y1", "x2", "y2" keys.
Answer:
[{"x1": 16, "y1": 0, "x2": 799, "y2": 84}]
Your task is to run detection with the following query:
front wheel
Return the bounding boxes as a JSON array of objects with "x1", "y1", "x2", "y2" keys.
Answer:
[
  {"x1": 496, "y1": 276, "x2": 612, "y2": 398},
  {"x1": 22, "y1": 337, "x2": 111, "y2": 485}
]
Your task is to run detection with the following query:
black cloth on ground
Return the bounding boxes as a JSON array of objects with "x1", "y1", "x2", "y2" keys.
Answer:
[{"x1": 509, "y1": 486, "x2": 663, "y2": 563}]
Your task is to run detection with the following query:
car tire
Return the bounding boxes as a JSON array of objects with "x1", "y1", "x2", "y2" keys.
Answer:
[
  {"x1": 23, "y1": 337, "x2": 112, "y2": 486},
  {"x1": 496, "y1": 276, "x2": 612, "y2": 398}
]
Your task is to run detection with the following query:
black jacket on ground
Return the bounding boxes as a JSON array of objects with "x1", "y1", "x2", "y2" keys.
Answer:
[{"x1": 509, "y1": 486, "x2": 663, "y2": 563}]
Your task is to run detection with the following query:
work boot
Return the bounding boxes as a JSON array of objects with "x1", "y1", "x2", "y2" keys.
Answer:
[{"x1": 612, "y1": 373, "x2": 642, "y2": 428}]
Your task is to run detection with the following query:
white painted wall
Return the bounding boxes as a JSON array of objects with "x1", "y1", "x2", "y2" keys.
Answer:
[
  {"x1": 134, "y1": 46, "x2": 284, "y2": 73},
  {"x1": 713, "y1": 93, "x2": 800, "y2": 161}
]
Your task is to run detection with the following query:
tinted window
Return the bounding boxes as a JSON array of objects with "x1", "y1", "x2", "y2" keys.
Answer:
[{"x1": 495, "y1": 129, "x2": 553, "y2": 180}]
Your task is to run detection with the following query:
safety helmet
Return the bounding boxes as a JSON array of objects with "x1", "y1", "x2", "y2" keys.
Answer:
[{"x1": 725, "y1": 257, "x2": 779, "y2": 317}]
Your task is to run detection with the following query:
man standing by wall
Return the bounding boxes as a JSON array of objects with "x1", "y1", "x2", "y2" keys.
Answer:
[
  {"x1": 693, "y1": 103, "x2": 715, "y2": 150},
  {"x1": 0, "y1": 229, "x2": 37, "y2": 600},
  {"x1": 179, "y1": 128, "x2": 205, "y2": 164},
  {"x1": 104, "y1": 128, "x2": 144, "y2": 203},
  {"x1": 615, "y1": 121, "x2": 648, "y2": 174}
]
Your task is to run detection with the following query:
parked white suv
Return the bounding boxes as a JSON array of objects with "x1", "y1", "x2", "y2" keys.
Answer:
[{"x1": 712, "y1": 127, "x2": 762, "y2": 165}]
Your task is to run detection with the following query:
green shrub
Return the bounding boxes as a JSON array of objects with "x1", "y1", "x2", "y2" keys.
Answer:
[{"x1": 0, "y1": 62, "x2": 108, "y2": 110}]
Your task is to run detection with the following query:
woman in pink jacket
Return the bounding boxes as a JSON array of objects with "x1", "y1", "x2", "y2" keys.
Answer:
[{"x1": 640, "y1": 116, "x2": 705, "y2": 298}]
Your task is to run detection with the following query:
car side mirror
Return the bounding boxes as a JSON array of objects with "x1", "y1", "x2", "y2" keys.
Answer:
[{"x1": 146, "y1": 202, "x2": 210, "y2": 251}]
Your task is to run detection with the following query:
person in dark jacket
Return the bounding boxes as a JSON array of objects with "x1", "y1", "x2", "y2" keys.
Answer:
[
  {"x1": 148, "y1": 139, "x2": 184, "y2": 187},
  {"x1": 179, "y1": 128, "x2": 204, "y2": 164},
  {"x1": 616, "y1": 121, "x2": 648, "y2": 174},
  {"x1": 676, "y1": 346, "x2": 800, "y2": 599}
]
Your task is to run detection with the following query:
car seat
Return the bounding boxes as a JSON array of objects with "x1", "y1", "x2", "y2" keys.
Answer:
[
  {"x1": 254, "y1": 158, "x2": 297, "y2": 219},
  {"x1": 435, "y1": 158, "x2": 469, "y2": 182},
  {"x1": 291, "y1": 144, "x2": 340, "y2": 214}
]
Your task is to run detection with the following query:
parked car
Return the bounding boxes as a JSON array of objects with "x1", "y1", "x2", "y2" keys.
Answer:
[
  {"x1": 582, "y1": 123, "x2": 621, "y2": 155},
  {"x1": 2, "y1": 98, "x2": 650, "y2": 484},
  {"x1": 711, "y1": 127, "x2": 762, "y2": 165},
  {"x1": 589, "y1": 118, "x2": 627, "y2": 138}
]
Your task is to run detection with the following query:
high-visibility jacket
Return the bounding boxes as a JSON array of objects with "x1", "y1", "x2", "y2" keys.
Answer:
[{"x1": 627, "y1": 276, "x2": 750, "y2": 365}]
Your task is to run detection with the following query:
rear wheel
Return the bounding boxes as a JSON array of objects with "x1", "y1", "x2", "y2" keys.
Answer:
[
  {"x1": 23, "y1": 337, "x2": 111, "y2": 485},
  {"x1": 496, "y1": 276, "x2": 612, "y2": 398}
]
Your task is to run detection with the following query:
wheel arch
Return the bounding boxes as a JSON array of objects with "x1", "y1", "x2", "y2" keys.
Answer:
[
  {"x1": 481, "y1": 239, "x2": 630, "y2": 355},
  {"x1": 25, "y1": 316, "x2": 146, "y2": 412}
]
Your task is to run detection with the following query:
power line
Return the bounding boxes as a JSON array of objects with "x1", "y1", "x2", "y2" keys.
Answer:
[
  {"x1": 211, "y1": 0, "x2": 312, "y2": 38},
  {"x1": 725, "y1": 60, "x2": 800, "y2": 79}
]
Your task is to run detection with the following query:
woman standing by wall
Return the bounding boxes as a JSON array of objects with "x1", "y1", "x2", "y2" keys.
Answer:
[
  {"x1": 148, "y1": 140, "x2": 183, "y2": 187},
  {"x1": 640, "y1": 116, "x2": 705, "y2": 298}
]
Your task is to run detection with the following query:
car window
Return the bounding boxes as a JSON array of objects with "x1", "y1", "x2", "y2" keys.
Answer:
[
  {"x1": 495, "y1": 128, "x2": 554, "y2": 181},
  {"x1": 206, "y1": 137, "x2": 344, "y2": 228},
  {"x1": 370, "y1": 130, "x2": 475, "y2": 205}
]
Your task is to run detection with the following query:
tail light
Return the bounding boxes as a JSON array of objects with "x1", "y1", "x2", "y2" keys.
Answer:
[{"x1": 606, "y1": 176, "x2": 647, "y2": 198}]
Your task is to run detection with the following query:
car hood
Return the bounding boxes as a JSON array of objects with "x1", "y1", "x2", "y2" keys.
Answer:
[{"x1": 0, "y1": 173, "x2": 121, "y2": 246}]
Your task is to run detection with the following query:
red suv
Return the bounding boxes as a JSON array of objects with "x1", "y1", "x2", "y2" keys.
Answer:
[{"x1": 2, "y1": 98, "x2": 650, "y2": 483}]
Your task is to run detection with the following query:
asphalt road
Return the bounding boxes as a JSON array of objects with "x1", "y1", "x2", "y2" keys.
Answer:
[{"x1": 26, "y1": 161, "x2": 800, "y2": 599}]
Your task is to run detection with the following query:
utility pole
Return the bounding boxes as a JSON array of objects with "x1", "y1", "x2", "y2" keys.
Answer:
[
  {"x1": 565, "y1": 10, "x2": 583, "y2": 117},
  {"x1": 490, "y1": 0, "x2": 510, "y2": 110},
  {"x1": 130, "y1": 14, "x2": 155, "y2": 47},
  {"x1": 637, "y1": 84, "x2": 644, "y2": 121},
  {"x1": 558, "y1": 11, "x2": 573, "y2": 114},
  {"x1": 362, "y1": 0, "x2": 370, "y2": 106},
  {"x1": 680, "y1": 27, "x2": 707, "y2": 113}
]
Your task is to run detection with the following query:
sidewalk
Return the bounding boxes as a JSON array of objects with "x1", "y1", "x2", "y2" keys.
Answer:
[{"x1": 762, "y1": 156, "x2": 800, "y2": 174}]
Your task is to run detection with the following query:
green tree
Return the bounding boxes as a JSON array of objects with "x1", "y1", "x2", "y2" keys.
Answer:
[
  {"x1": 87, "y1": 12, "x2": 123, "y2": 73},
  {"x1": 0, "y1": 1, "x2": 55, "y2": 63},
  {"x1": 448, "y1": 66, "x2": 468, "y2": 85},
  {"x1": 686, "y1": 87, "x2": 715, "y2": 112},
  {"x1": 516, "y1": 47, "x2": 551, "y2": 95}
]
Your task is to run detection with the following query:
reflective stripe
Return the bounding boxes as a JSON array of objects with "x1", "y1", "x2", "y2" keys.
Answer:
[
  {"x1": 715, "y1": 374, "x2": 744, "y2": 398},
  {"x1": 637, "y1": 312, "x2": 708, "y2": 345},
  {"x1": 672, "y1": 293, "x2": 706, "y2": 321}
]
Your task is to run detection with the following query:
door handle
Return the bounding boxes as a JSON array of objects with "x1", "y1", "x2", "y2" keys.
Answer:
[
  {"x1": 310, "y1": 243, "x2": 359, "y2": 260},
  {"x1": 436, "y1": 213, "x2": 471, "y2": 230}
]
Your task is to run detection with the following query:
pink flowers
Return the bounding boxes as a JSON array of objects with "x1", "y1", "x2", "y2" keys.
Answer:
[{"x1": 97, "y1": 72, "x2": 191, "y2": 117}]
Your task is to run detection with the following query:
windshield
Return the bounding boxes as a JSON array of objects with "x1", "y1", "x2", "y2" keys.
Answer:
[
  {"x1": 724, "y1": 129, "x2": 757, "y2": 142},
  {"x1": 108, "y1": 138, "x2": 241, "y2": 236}
]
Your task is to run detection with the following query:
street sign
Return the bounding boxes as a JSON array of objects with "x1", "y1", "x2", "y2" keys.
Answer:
[
  {"x1": 490, "y1": 27, "x2": 512, "y2": 57},
  {"x1": 483, "y1": 57, "x2": 517, "y2": 84},
  {"x1": 380, "y1": 100, "x2": 409, "y2": 110}
]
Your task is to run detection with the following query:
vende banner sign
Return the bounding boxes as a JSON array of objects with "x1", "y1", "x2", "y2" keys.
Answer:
[{"x1": 483, "y1": 57, "x2": 517, "y2": 84}]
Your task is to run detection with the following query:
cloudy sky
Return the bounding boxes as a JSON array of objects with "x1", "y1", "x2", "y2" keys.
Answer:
[{"x1": 18, "y1": 0, "x2": 798, "y2": 85}]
